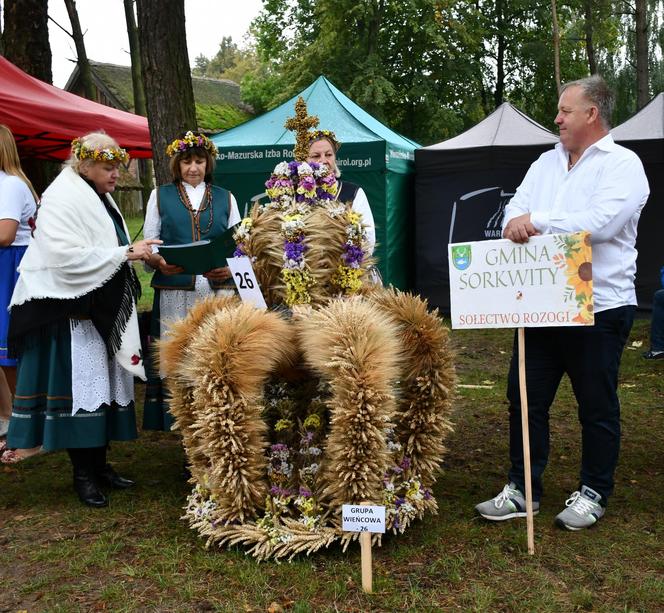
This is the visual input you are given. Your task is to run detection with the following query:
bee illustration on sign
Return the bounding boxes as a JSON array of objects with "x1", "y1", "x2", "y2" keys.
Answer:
[{"x1": 451, "y1": 245, "x2": 472, "y2": 270}]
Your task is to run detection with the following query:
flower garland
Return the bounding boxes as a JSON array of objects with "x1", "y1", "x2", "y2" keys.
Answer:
[
  {"x1": 307, "y1": 129, "x2": 340, "y2": 151},
  {"x1": 233, "y1": 160, "x2": 368, "y2": 307},
  {"x1": 165, "y1": 130, "x2": 218, "y2": 158},
  {"x1": 184, "y1": 379, "x2": 434, "y2": 540},
  {"x1": 331, "y1": 211, "x2": 366, "y2": 294},
  {"x1": 71, "y1": 138, "x2": 129, "y2": 164}
]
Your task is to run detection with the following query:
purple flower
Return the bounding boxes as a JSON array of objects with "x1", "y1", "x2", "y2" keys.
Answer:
[
  {"x1": 299, "y1": 486, "x2": 312, "y2": 498},
  {"x1": 423, "y1": 489, "x2": 432, "y2": 500},
  {"x1": 271, "y1": 443, "x2": 289, "y2": 453},
  {"x1": 284, "y1": 238, "x2": 307, "y2": 261},
  {"x1": 399, "y1": 457, "x2": 411, "y2": 471},
  {"x1": 300, "y1": 176, "x2": 316, "y2": 191},
  {"x1": 270, "y1": 485, "x2": 293, "y2": 497},
  {"x1": 395, "y1": 497, "x2": 405, "y2": 508},
  {"x1": 233, "y1": 244, "x2": 246, "y2": 257},
  {"x1": 343, "y1": 244, "x2": 364, "y2": 266},
  {"x1": 316, "y1": 188, "x2": 335, "y2": 200}
]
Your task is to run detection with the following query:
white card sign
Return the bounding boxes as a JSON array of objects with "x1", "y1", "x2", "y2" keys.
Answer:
[
  {"x1": 226, "y1": 256, "x2": 267, "y2": 310},
  {"x1": 448, "y1": 232, "x2": 593, "y2": 329},
  {"x1": 342, "y1": 504, "x2": 386, "y2": 533}
]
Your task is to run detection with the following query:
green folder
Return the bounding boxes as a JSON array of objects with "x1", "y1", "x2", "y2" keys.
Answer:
[{"x1": 158, "y1": 229, "x2": 237, "y2": 275}]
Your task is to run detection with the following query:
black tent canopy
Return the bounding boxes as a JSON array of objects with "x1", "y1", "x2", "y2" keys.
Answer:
[
  {"x1": 414, "y1": 103, "x2": 558, "y2": 312},
  {"x1": 611, "y1": 93, "x2": 664, "y2": 310}
]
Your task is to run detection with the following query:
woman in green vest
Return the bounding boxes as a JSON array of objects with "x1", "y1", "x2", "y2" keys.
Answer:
[
  {"x1": 4, "y1": 132, "x2": 158, "y2": 507},
  {"x1": 143, "y1": 131, "x2": 240, "y2": 431}
]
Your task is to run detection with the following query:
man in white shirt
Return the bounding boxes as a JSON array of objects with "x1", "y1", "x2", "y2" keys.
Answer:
[{"x1": 475, "y1": 75, "x2": 650, "y2": 530}]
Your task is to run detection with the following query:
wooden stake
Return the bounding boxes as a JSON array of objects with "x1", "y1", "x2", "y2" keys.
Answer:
[
  {"x1": 360, "y1": 501, "x2": 373, "y2": 593},
  {"x1": 517, "y1": 328, "x2": 536, "y2": 555}
]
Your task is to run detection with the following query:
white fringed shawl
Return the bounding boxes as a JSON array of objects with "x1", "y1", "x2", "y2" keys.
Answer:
[{"x1": 10, "y1": 166, "x2": 145, "y2": 380}]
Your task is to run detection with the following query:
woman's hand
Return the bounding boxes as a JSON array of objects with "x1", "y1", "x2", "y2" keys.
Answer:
[
  {"x1": 126, "y1": 238, "x2": 162, "y2": 262},
  {"x1": 203, "y1": 266, "x2": 232, "y2": 282},
  {"x1": 145, "y1": 252, "x2": 184, "y2": 275}
]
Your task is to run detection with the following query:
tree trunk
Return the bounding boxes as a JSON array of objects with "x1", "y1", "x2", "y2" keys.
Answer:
[
  {"x1": 2, "y1": 0, "x2": 54, "y2": 195},
  {"x1": 2, "y1": 0, "x2": 52, "y2": 83},
  {"x1": 494, "y1": 0, "x2": 505, "y2": 107},
  {"x1": 136, "y1": 0, "x2": 197, "y2": 186},
  {"x1": 584, "y1": 0, "x2": 597, "y2": 74},
  {"x1": 64, "y1": 0, "x2": 96, "y2": 100},
  {"x1": 124, "y1": 0, "x2": 146, "y2": 116},
  {"x1": 635, "y1": 0, "x2": 649, "y2": 109},
  {"x1": 0, "y1": 3, "x2": 4, "y2": 56},
  {"x1": 551, "y1": 0, "x2": 561, "y2": 93},
  {"x1": 366, "y1": 0, "x2": 383, "y2": 57},
  {"x1": 124, "y1": 0, "x2": 152, "y2": 214}
]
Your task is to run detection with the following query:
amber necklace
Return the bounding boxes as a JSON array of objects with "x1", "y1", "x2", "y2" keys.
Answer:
[{"x1": 177, "y1": 181, "x2": 214, "y2": 237}]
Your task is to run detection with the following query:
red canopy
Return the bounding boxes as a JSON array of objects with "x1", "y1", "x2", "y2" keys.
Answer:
[{"x1": 0, "y1": 56, "x2": 152, "y2": 161}]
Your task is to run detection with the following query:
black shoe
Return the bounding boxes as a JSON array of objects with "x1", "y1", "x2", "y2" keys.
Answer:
[
  {"x1": 73, "y1": 469, "x2": 108, "y2": 508},
  {"x1": 642, "y1": 350, "x2": 664, "y2": 360},
  {"x1": 96, "y1": 464, "x2": 135, "y2": 489}
]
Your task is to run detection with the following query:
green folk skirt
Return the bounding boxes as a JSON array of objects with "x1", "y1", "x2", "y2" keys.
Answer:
[{"x1": 7, "y1": 323, "x2": 137, "y2": 451}]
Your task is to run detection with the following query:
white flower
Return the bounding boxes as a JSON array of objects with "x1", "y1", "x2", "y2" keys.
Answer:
[
  {"x1": 325, "y1": 203, "x2": 346, "y2": 218},
  {"x1": 300, "y1": 463, "x2": 319, "y2": 477},
  {"x1": 273, "y1": 161, "x2": 290, "y2": 175}
]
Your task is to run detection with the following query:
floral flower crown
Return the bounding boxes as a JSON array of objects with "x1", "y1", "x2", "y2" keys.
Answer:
[
  {"x1": 71, "y1": 138, "x2": 129, "y2": 164},
  {"x1": 307, "y1": 129, "x2": 340, "y2": 151},
  {"x1": 165, "y1": 131, "x2": 218, "y2": 158}
]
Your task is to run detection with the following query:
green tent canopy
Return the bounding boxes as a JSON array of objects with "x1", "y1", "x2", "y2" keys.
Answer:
[{"x1": 211, "y1": 76, "x2": 419, "y2": 289}]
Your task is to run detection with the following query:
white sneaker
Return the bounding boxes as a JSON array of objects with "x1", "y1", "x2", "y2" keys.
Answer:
[
  {"x1": 555, "y1": 485, "x2": 605, "y2": 531},
  {"x1": 475, "y1": 482, "x2": 540, "y2": 521}
]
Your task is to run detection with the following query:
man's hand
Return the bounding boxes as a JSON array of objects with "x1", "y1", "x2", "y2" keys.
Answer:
[{"x1": 503, "y1": 213, "x2": 540, "y2": 243}]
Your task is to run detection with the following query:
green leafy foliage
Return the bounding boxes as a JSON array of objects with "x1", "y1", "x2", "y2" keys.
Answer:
[{"x1": 241, "y1": 0, "x2": 664, "y2": 142}]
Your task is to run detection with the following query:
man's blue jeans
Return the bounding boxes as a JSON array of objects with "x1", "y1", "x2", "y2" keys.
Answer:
[
  {"x1": 650, "y1": 289, "x2": 664, "y2": 351},
  {"x1": 506, "y1": 306, "x2": 635, "y2": 503}
]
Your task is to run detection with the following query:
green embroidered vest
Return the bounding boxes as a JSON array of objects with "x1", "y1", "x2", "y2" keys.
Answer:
[{"x1": 151, "y1": 182, "x2": 231, "y2": 290}]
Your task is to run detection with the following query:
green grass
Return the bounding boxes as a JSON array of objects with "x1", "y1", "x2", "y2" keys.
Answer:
[{"x1": 1, "y1": 319, "x2": 662, "y2": 611}]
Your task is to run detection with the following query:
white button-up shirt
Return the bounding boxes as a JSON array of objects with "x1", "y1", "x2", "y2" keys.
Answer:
[{"x1": 503, "y1": 134, "x2": 650, "y2": 312}]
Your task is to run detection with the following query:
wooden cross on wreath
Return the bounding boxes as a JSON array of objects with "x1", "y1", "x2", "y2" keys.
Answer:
[{"x1": 285, "y1": 96, "x2": 319, "y2": 162}]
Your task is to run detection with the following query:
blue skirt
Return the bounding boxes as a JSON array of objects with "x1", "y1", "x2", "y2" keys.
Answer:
[{"x1": 0, "y1": 245, "x2": 27, "y2": 366}]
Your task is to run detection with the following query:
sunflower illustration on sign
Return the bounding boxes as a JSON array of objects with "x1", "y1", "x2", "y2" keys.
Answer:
[{"x1": 553, "y1": 231, "x2": 593, "y2": 324}]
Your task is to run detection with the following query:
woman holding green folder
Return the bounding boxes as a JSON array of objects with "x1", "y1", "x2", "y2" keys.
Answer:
[{"x1": 143, "y1": 131, "x2": 240, "y2": 431}]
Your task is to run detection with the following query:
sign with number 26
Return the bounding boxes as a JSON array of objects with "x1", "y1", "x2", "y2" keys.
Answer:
[{"x1": 226, "y1": 257, "x2": 267, "y2": 310}]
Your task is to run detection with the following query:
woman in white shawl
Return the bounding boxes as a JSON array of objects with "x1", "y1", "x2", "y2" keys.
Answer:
[{"x1": 4, "y1": 132, "x2": 159, "y2": 508}]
